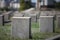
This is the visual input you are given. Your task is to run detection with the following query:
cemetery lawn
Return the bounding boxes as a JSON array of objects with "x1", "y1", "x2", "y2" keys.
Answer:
[{"x1": 0, "y1": 22, "x2": 60, "y2": 40}]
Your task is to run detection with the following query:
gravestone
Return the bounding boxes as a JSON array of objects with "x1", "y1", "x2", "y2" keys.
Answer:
[
  {"x1": 24, "y1": 13, "x2": 37, "y2": 22},
  {"x1": 40, "y1": 11, "x2": 56, "y2": 16},
  {"x1": 36, "y1": 11, "x2": 40, "y2": 19},
  {"x1": 13, "y1": 13, "x2": 24, "y2": 17},
  {"x1": 39, "y1": 16, "x2": 54, "y2": 33},
  {"x1": 56, "y1": 15, "x2": 60, "y2": 28},
  {"x1": 40, "y1": 11, "x2": 49, "y2": 16},
  {"x1": 6, "y1": 11, "x2": 13, "y2": 19},
  {"x1": 24, "y1": 8, "x2": 35, "y2": 13},
  {"x1": 21, "y1": 8, "x2": 40, "y2": 22},
  {"x1": 7, "y1": 11, "x2": 13, "y2": 19},
  {"x1": 32, "y1": 14, "x2": 37, "y2": 22},
  {"x1": 0, "y1": 15, "x2": 4, "y2": 26},
  {"x1": 29, "y1": 14, "x2": 37, "y2": 22},
  {"x1": 9, "y1": 11, "x2": 14, "y2": 17},
  {"x1": 3, "y1": 12, "x2": 10, "y2": 22},
  {"x1": 11, "y1": 17, "x2": 31, "y2": 39},
  {"x1": 55, "y1": 11, "x2": 60, "y2": 15}
]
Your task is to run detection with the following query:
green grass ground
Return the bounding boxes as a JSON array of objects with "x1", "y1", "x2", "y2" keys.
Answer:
[{"x1": 0, "y1": 22, "x2": 60, "y2": 40}]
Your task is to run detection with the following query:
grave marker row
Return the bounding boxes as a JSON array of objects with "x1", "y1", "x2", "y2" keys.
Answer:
[
  {"x1": 11, "y1": 10, "x2": 60, "y2": 39},
  {"x1": 11, "y1": 16, "x2": 55, "y2": 39}
]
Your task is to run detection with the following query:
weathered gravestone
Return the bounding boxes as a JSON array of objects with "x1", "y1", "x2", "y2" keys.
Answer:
[
  {"x1": 55, "y1": 11, "x2": 60, "y2": 15},
  {"x1": 40, "y1": 11, "x2": 56, "y2": 16},
  {"x1": 24, "y1": 13, "x2": 37, "y2": 22},
  {"x1": 13, "y1": 13, "x2": 24, "y2": 17},
  {"x1": 9, "y1": 11, "x2": 14, "y2": 17},
  {"x1": 13, "y1": 11, "x2": 25, "y2": 17},
  {"x1": 7, "y1": 11, "x2": 13, "y2": 19},
  {"x1": 21, "y1": 8, "x2": 38, "y2": 22},
  {"x1": 11, "y1": 17, "x2": 31, "y2": 39},
  {"x1": 40, "y1": 11, "x2": 49, "y2": 16},
  {"x1": 29, "y1": 14, "x2": 37, "y2": 22},
  {"x1": 0, "y1": 15, "x2": 4, "y2": 26},
  {"x1": 3, "y1": 12, "x2": 10, "y2": 22},
  {"x1": 24, "y1": 10, "x2": 39, "y2": 23},
  {"x1": 39, "y1": 16, "x2": 54, "y2": 33},
  {"x1": 56, "y1": 15, "x2": 60, "y2": 28},
  {"x1": 36, "y1": 11, "x2": 40, "y2": 19}
]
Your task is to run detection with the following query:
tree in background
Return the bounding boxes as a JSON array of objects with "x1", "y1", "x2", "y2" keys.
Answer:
[
  {"x1": 19, "y1": 0, "x2": 31, "y2": 11},
  {"x1": 20, "y1": 0, "x2": 26, "y2": 11},
  {"x1": 25, "y1": 0, "x2": 31, "y2": 9},
  {"x1": 55, "y1": 2, "x2": 60, "y2": 9},
  {"x1": 54, "y1": 0, "x2": 60, "y2": 10}
]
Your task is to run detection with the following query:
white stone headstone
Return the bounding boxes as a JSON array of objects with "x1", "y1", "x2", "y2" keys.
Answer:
[
  {"x1": 11, "y1": 17, "x2": 31, "y2": 39},
  {"x1": 39, "y1": 16, "x2": 54, "y2": 33}
]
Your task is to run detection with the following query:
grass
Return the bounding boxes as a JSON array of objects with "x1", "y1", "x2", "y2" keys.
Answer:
[
  {"x1": 0, "y1": 22, "x2": 60, "y2": 40},
  {"x1": 0, "y1": 25, "x2": 11, "y2": 40},
  {"x1": 32, "y1": 32, "x2": 60, "y2": 39},
  {"x1": 31, "y1": 22, "x2": 39, "y2": 28}
]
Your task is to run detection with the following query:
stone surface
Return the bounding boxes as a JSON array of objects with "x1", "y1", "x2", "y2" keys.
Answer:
[
  {"x1": 56, "y1": 15, "x2": 60, "y2": 28},
  {"x1": 31, "y1": 14, "x2": 37, "y2": 22},
  {"x1": 13, "y1": 13, "x2": 24, "y2": 17},
  {"x1": 24, "y1": 13, "x2": 37, "y2": 22},
  {"x1": 55, "y1": 11, "x2": 60, "y2": 15},
  {"x1": 39, "y1": 16, "x2": 54, "y2": 33},
  {"x1": 3, "y1": 11, "x2": 14, "y2": 22},
  {"x1": 40, "y1": 11, "x2": 48, "y2": 16},
  {"x1": 36, "y1": 11, "x2": 40, "y2": 19},
  {"x1": 6, "y1": 11, "x2": 13, "y2": 19},
  {"x1": 24, "y1": 10, "x2": 40, "y2": 23},
  {"x1": 40, "y1": 11, "x2": 56, "y2": 16},
  {"x1": 21, "y1": 9, "x2": 40, "y2": 22},
  {"x1": 9, "y1": 11, "x2": 14, "y2": 17},
  {"x1": 7, "y1": 11, "x2": 13, "y2": 18},
  {"x1": 0, "y1": 15, "x2": 4, "y2": 26},
  {"x1": 3, "y1": 12, "x2": 10, "y2": 22},
  {"x1": 11, "y1": 17, "x2": 31, "y2": 39}
]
